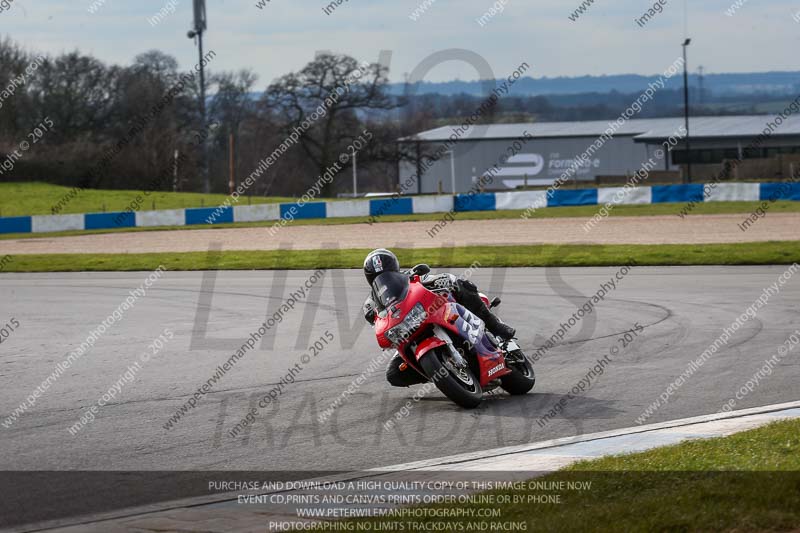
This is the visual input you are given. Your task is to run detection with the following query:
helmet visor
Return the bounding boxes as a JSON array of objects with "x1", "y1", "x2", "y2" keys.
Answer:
[{"x1": 371, "y1": 271, "x2": 409, "y2": 309}]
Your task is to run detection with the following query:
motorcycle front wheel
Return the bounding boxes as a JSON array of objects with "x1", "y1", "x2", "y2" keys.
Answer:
[{"x1": 420, "y1": 347, "x2": 483, "y2": 409}]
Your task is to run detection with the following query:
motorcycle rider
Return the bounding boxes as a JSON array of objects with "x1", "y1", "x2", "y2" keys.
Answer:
[{"x1": 362, "y1": 248, "x2": 516, "y2": 387}]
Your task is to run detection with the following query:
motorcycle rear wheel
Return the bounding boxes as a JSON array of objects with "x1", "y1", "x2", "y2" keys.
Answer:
[
  {"x1": 420, "y1": 348, "x2": 483, "y2": 409},
  {"x1": 500, "y1": 351, "x2": 536, "y2": 395}
]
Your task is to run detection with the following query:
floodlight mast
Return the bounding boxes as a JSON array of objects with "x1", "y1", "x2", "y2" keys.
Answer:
[
  {"x1": 188, "y1": 0, "x2": 209, "y2": 193},
  {"x1": 682, "y1": 38, "x2": 692, "y2": 184}
]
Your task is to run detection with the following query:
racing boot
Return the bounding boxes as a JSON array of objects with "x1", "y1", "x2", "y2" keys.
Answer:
[
  {"x1": 455, "y1": 279, "x2": 516, "y2": 341},
  {"x1": 481, "y1": 313, "x2": 516, "y2": 341}
]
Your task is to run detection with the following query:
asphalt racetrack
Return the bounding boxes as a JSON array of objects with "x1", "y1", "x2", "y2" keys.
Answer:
[{"x1": 1, "y1": 266, "x2": 799, "y2": 526}]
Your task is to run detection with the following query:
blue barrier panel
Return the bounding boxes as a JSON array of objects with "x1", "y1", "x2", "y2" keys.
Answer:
[
  {"x1": 370, "y1": 197, "x2": 413, "y2": 217},
  {"x1": 761, "y1": 182, "x2": 800, "y2": 202},
  {"x1": 85, "y1": 212, "x2": 135, "y2": 230},
  {"x1": 0, "y1": 216, "x2": 32, "y2": 234},
  {"x1": 548, "y1": 189, "x2": 598, "y2": 207},
  {"x1": 651, "y1": 184, "x2": 705, "y2": 204},
  {"x1": 280, "y1": 202, "x2": 327, "y2": 221},
  {"x1": 454, "y1": 193, "x2": 496, "y2": 212},
  {"x1": 185, "y1": 207, "x2": 233, "y2": 225}
]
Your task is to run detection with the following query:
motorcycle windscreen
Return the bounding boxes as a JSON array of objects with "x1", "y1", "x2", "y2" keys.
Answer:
[{"x1": 371, "y1": 271, "x2": 410, "y2": 309}]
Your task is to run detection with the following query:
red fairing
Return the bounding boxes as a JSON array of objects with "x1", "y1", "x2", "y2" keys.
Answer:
[
  {"x1": 475, "y1": 349, "x2": 511, "y2": 384},
  {"x1": 414, "y1": 336, "x2": 447, "y2": 361},
  {"x1": 374, "y1": 276, "x2": 445, "y2": 349},
  {"x1": 373, "y1": 275, "x2": 511, "y2": 387}
]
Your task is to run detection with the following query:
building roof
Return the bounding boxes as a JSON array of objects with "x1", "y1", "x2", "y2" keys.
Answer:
[{"x1": 400, "y1": 115, "x2": 800, "y2": 143}]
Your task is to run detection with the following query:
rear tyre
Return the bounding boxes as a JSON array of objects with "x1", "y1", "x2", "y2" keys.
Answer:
[
  {"x1": 500, "y1": 351, "x2": 536, "y2": 395},
  {"x1": 420, "y1": 348, "x2": 483, "y2": 409}
]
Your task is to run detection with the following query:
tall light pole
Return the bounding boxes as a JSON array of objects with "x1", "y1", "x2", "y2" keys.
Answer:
[
  {"x1": 188, "y1": 0, "x2": 210, "y2": 193},
  {"x1": 682, "y1": 38, "x2": 692, "y2": 184}
]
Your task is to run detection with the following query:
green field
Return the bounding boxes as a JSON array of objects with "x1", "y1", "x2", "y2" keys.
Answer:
[
  {"x1": 0, "y1": 182, "x2": 290, "y2": 217},
  {"x1": 342, "y1": 418, "x2": 800, "y2": 532},
  {"x1": 1, "y1": 242, "x2": 798, "y2": 273}
]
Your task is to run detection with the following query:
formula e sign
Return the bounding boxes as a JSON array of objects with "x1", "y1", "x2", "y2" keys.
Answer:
[
  {"x1": 499, "y1": 153, "x2": 600, "y2": 189},
  {"x1": 496, "y1": 154, "x2": 548, "y2": 188}
]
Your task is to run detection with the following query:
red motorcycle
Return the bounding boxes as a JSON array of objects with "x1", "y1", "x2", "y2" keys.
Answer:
[{"x1": 371, "y1": 264, "x2": 536, "y2": 408}]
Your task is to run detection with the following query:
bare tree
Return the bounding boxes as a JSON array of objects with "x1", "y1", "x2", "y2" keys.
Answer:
[
  {"x1": 0, "y1": 38, "x2": 35, "y2": 141},
  {"x1": 207, "y1": 70, "x2": 258, "y2": 191},
  {"x1": 261, "y1": 53, "x2": 399, "y2": 196}
]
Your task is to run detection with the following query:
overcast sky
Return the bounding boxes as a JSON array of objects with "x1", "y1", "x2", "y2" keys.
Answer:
[{"x1": 4, "y1": 0, "x2": 799, "y2": 88}]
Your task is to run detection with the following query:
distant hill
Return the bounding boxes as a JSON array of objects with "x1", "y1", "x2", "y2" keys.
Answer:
[{"x1": 388, "y1": 71, "x2": 800, "y2": 97}]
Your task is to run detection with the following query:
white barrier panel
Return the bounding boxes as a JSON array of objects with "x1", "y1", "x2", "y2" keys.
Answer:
[
  {"x1": 31, "y1": 214, "x2": 85, "y2": 233},
  {"x1": 327, "y1": 200, "x2": 371, "y2": 218},
  {"x1": 494, "y1": 190, "x2": 547, "y2": 211},
  {"x1": 136, "y1": 209, "x2": 186, "y2": 228},
  {"x1": 597, "y1": 186, "x2": 652, "y2": 206},
  {"x1": 412, "y1": 195, "x2": 454, "y2": 214},
  {"x1": 233, "y1": 204, "x2": 281, "y2": 223},
  {"x1": 705, "y1": 182, "x2": 760, "y2": 203}
]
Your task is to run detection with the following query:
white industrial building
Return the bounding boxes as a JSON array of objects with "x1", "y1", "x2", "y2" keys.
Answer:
[{"x1": 398, "y1": 115, "x2": 800, "y2": 193}]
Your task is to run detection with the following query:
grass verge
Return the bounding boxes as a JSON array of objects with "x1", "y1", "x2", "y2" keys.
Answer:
[
  {"x1": 341, "y1": 418, "x2": 800, "y2": 532},
  {"x1": 1, "y1": 242, "x2": 798, "y2": 272},
  {"x1": 0, "y1": 182, "x2": 291, "y2": 217}
]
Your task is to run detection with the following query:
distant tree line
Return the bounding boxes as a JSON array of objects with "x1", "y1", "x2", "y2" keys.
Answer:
[
  {"x1": 0, "y1": 36, "x2": 782, "y2": 197},
  {"x1": 0, "y1": 38, "x2": 417, "y2": 197},
  {"x1": 403, "y1": 87, "x2": 785, "y2": 125}
]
